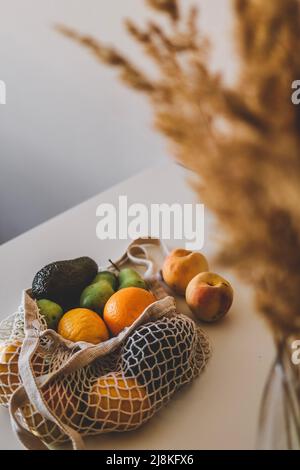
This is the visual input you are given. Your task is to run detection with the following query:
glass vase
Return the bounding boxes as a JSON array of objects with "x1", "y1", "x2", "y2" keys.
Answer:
[{"x1": 257, "y1": 337, "x2": 300, "y2": 450}]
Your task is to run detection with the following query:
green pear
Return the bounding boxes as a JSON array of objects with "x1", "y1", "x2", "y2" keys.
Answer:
[
  {"x1": 92, "y1": 271, "x2": 118, "y2": 290},
  {"x1": 80, "y1": 280, "x2": 115, "y2": 315},
  {"x1": 37, "y1": 299, "x2": 64, "y2": 330},
  {"x1": 118, "y1": 268, "x2": 147, "y2": 291}
]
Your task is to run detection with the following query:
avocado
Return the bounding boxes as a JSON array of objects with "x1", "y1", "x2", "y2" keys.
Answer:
[{"x1": 32, "y1": 257, "x2": 98, "y2": 308}]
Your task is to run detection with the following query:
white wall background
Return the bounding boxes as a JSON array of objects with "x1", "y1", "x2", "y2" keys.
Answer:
[{"x1": 0, "y1": 0, "x2": 234, "y2": 244}]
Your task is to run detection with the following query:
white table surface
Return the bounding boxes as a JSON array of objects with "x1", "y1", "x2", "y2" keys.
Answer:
[{"x1": 0, "y1": 163, "x2": 274, "y2": 450}]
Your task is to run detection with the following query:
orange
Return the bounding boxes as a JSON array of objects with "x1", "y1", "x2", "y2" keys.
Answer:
[
  {"x1": 0, "y1": 340, "x2": 45, "y2": 405},
  {"x1": 87, "y1": 372, "x2": 150, "y2": 430},
  {"x1": 103, "y1": 287, "x2": 156, "y2": 336},
  {"x1": 58, "y1": 308, "x2": 109, "y2": 345},
  {"x1": 0, "y1": 340, "x2": 22, "y2": 404},
  {"x1": 22, "y1": 380, "x2": 81, "y2": 446}
]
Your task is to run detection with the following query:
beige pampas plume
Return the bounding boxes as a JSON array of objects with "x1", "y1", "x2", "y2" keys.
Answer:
[
  {"x1": 57, "y1": 0, "x2": 300, "y2": 339},
  {"x1": 145, "y1": 0, "x2": 179, "y2": 21},
  {"x1": 57, "y1": 0, "x2": 300, "y2": 447}
]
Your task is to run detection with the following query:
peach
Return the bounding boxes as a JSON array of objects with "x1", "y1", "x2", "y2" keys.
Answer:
[
  {"x1": 186, "y1": 272, "x2": 233, "y2": 322},
  {"x1": 162, "y1": 248, "x2": 209, "y2": 296}
]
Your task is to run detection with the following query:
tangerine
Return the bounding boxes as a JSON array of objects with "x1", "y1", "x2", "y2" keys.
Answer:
[
  {"x1": 0, "y1": 341, "x2": 22, "y2": 404},
  {"x1": 87, "y1": 372, "x2": 150, "y2": 430},
  {"x1": 58, "y1": 308, "x2": 109, "y2": 344},
  {"x1": 103, "y1": 287, "x2": 156, "y2": 336},
  {"x1": 22, "y1": 380, "x2": 81, "y2": 446},
  {"x1": 0, "y1": 340, "x2": 43, "y2": 405}
]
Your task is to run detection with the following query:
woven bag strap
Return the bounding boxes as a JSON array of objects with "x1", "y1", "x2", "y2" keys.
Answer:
[
  {"x1": 105, "y1": 237, "x2": 170, "y2": 280},
  {"x1": 10, "y1": 292, "x2": 86, "y2": 450}
]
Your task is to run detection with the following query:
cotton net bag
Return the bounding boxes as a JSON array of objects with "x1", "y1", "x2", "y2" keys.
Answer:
[{"x1": 0, "y1": 238, "x2": 211, "y2": 450}]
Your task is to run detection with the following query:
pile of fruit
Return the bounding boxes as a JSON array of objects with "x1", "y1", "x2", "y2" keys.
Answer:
[
  {"x1": 162, "y1": 248, "x2": 234, "y2": 323},
  {"x1": 0, "y1": 257, "x2": 160, "y2": 442},
  {"x1": 30, "y1": 257, "x2": 156, "y2": 345},
  {"x1": 0, "y1": 245, "x2": 230, "y2": 447}
]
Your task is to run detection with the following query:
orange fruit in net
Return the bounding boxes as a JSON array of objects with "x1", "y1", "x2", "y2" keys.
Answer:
[
  {"x1": 0, "y1": 340, "x2": 46, "y2": 405},
  {"x1": 103, "y1": 287, "x2": 156, "y2": 336},
  {"x1": 22, "y1": 379, "x2": 82, "y2": 446},
  {"x1": 87, "y1": 372, "x2": 150, "y2": 430},
  {"x1": 58, "y1": 308, "x2": 109, "y2": 344},
  {"x1": 0, "y1": 340, "x2": 22, "y2": 404}
]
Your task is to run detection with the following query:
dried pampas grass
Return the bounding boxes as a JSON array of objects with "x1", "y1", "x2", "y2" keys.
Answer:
[{"x1": 57, "y1": 0, "x2": 300, "y2": 340}]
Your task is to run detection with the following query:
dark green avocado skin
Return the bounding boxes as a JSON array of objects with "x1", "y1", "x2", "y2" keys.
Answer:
[{"x1": 32, "y1": 257, "x2": 98, "y2": 309}]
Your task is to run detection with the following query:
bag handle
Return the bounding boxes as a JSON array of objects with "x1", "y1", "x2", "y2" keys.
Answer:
[
  {"x1": 9, "y1": 385, "x2": 84, "y2": 451},
  {"x1": 10, "y1": 292, "x2": 86, "y2": 450},
  {"x1": 105, "y1": 237, "x2": 170, "y2": 280},
  {"x1": 10, "y1": 386, "x2": 49, "y2": 450}
]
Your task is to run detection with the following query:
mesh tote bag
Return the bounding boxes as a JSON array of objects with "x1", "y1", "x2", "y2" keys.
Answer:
[{"x1": 0, "y1": 238, "x2": 211, "y2": 450}]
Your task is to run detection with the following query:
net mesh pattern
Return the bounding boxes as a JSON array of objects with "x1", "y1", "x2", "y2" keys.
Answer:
[{"x1": 0, "y1": 294, "x2": 210, "y2": 447}]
